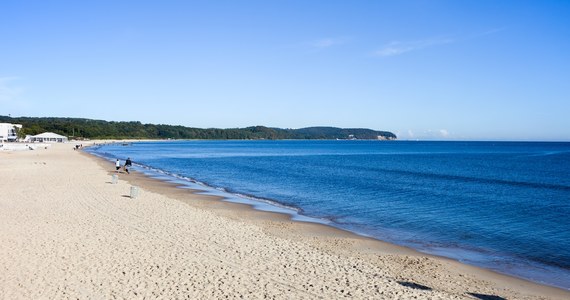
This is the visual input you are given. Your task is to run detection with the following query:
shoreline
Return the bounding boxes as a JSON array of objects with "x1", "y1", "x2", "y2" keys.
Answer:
[
  {"x1": 1, "y1": 142, "x2": 569, "y2": 299},
  {"x1": 83, "y1": 143, "x2": 569, "y2": 298},
  {"x1": 86, "y1": 140, "x2": 570, "y2": 292}
]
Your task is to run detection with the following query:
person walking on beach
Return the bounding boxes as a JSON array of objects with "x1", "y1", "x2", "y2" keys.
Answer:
[
  {"x1": 124, "y1": 157, "x2": 132, "y2": 174},
  {"x1": 115, "y1": 159, "x2": 121, "y2": 172}
]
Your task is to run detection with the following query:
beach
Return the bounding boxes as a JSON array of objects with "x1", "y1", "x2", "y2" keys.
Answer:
[{"x1": 1, "y1": 143, "x2": 568, "y2": 299}]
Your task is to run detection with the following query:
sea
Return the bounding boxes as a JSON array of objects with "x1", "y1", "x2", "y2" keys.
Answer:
[{"x1": 86, "y1": 140, "x2": 570, "y2": 290}]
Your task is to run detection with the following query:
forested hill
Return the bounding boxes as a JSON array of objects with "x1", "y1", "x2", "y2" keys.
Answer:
[{"x1": 0, "y1": 116, "x2": 397, "y2": 140}]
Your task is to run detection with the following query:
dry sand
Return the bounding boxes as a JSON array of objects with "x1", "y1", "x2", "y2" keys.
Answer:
[{"x1": 1, "y1": 142, "x2": 568, "y2": 299}]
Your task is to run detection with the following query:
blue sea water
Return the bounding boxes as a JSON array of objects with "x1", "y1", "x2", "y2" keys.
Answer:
[{"x1": 86, "y1": 140, "x2": 570, "y2": 289}]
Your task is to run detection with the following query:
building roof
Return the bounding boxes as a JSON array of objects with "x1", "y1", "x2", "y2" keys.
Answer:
[{"x1": 33, "y1": 132, "x2": 67, "y2": 139}]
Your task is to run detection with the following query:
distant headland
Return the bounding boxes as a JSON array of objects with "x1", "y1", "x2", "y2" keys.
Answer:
[{"x1": 0, "y1": 116, "x2": 396, "y2": 141}]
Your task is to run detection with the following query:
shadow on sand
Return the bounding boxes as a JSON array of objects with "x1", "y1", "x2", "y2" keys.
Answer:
[
  {"x1": 397, "y1": 281, "x2": 432, "y2": 291},
  {"x1": 467, "y1": 293, "x2": 507, "y2": 300}
]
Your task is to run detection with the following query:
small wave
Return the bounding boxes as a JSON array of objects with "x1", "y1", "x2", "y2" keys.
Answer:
[
  {"x1": 524, "y1": 150, "x2": 570, "y2": 157},
  {"x1": 369, "y1": 167, "x2": 570, "y2": 192},
  {"x1": 232, "y1": 192, "x2": 302, "y2": 213}
]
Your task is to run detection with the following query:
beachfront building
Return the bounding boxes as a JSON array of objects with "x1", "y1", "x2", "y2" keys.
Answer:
[
  {"x1": 29, "y1": 132, "x2": 68, "y2": 143},
  {"x1": 0, "y1": 123, "x2": 22, "y2": 142}
]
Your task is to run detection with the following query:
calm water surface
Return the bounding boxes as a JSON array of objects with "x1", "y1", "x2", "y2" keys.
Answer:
[{"x1": 87, "y1": 140, "x2": 570, "y2": 289}]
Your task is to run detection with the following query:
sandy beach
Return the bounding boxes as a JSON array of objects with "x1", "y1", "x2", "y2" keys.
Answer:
[{"x1": 1, "y1": 142, "x2": 568, "y2": 299}]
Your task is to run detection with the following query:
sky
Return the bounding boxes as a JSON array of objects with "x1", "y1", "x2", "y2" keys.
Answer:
[{"x1": 1, "y1": 0, "x2": 569, "y2": 141}]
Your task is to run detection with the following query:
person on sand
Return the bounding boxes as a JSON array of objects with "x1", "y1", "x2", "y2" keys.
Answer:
[
  {"x1": 124, "y1": 157, "x2": 132, "y2": 174},
  {"x1": 115, "y1": 159, "x2": 121, "y2": 172}
]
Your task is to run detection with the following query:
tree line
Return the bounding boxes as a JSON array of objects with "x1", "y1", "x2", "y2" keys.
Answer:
[{"x1": 0, "y1": 116, "x2": 397, "y2": 140}]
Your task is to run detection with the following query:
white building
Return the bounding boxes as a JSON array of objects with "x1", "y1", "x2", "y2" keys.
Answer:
[
  {"x1": 0, "y1": 123, "x2": 22, "y2": 142},
  {"x1": 29, "y1": 132, "x2": 68, "y2": 143}
]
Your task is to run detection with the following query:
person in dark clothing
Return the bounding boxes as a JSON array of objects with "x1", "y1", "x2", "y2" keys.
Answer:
[{"x1": 124, "y1": 157, "x2": 132, "y2": 174}]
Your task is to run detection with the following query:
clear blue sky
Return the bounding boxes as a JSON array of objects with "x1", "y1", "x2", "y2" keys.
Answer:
[{"x1": 1, "y1": 1, "x2": 569, "y2": 141}]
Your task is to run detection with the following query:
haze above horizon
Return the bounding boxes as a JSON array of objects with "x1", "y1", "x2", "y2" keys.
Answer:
[{"x1": 1, "y1": 1, "x2": 569, "y2": 141}]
